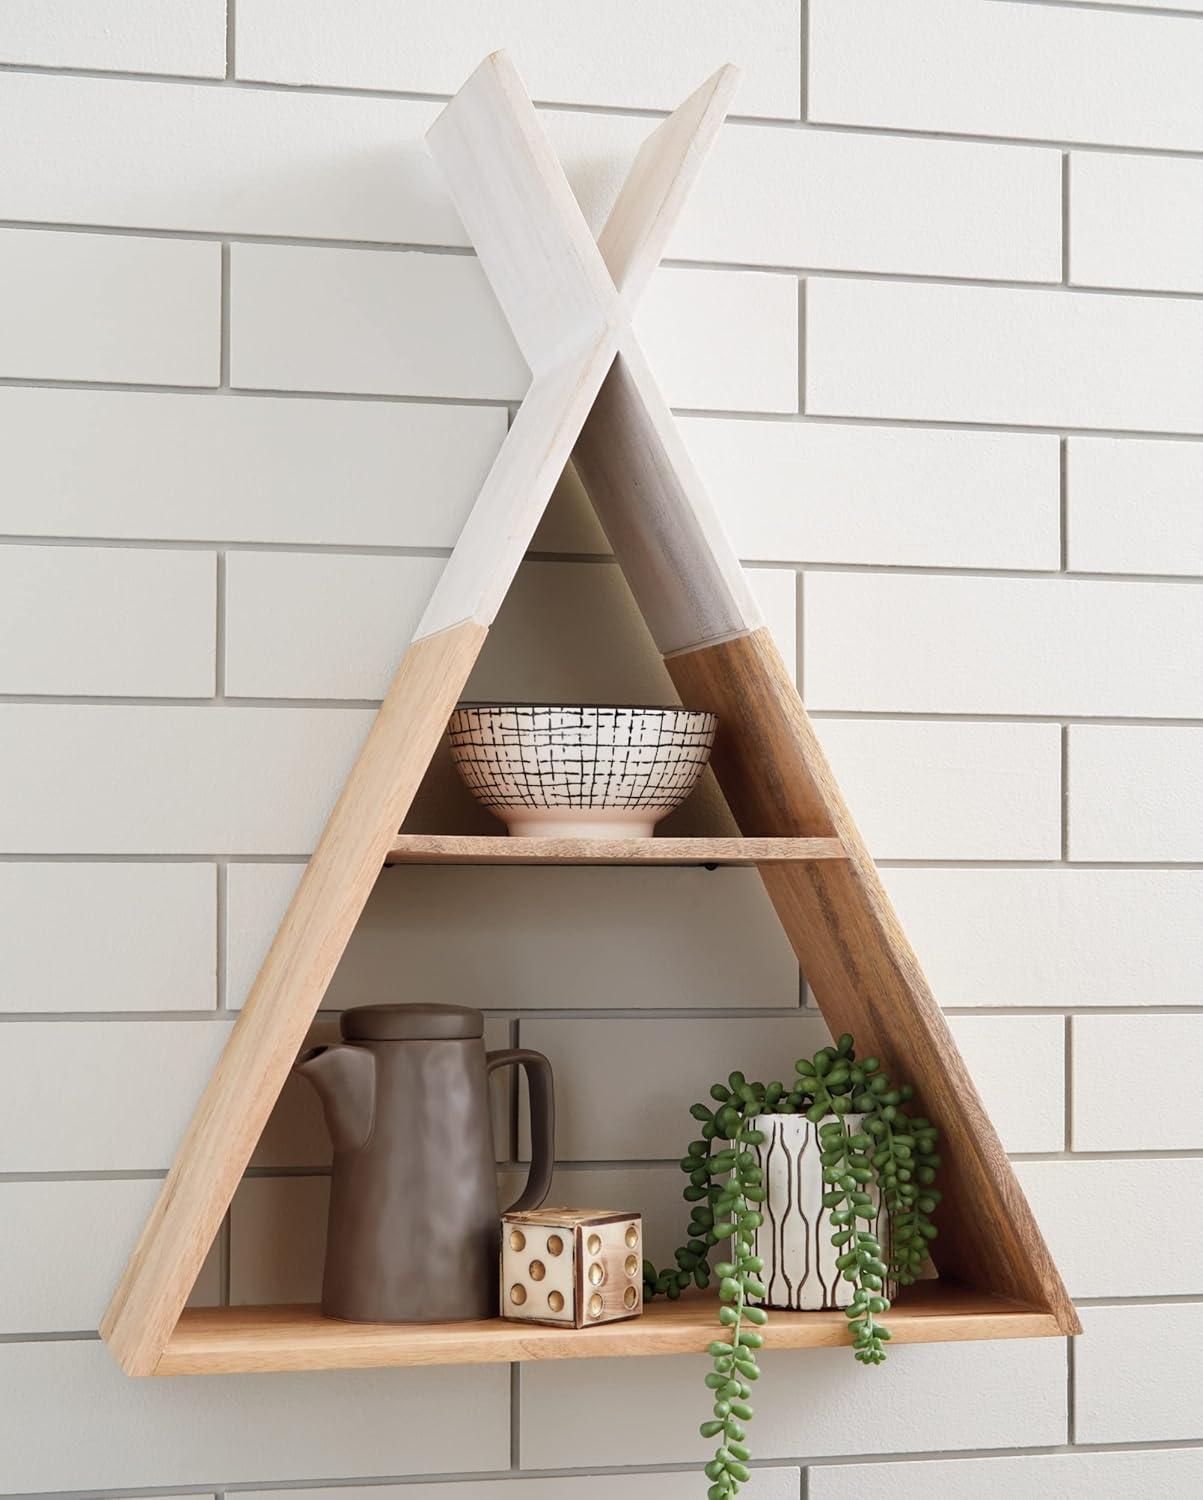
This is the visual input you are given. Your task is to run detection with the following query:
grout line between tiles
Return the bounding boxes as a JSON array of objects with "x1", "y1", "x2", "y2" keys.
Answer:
[
  {"x1": 3, "y1": 699, "x2": 1203, "y2": 723},
  {"x1": 9, "y1": 370, "x2": 1203, "y2": 442},
  {"x1": 1067, "y1": 1327, "x2": 1078, "y2": 1445},
  {"x1": 218, "y1": 1212, "x2": 231, "y2": 1307},
  {"x1": 0, "y1": 1004, "x2": 1201, "y2": 1022},
  {"x1": 213, "y1": 552, "x2": 227, "y2": 697},
  {"x1": 9, "y1": 213, "x2": 1203, "y2": 305},
  {"x1": 219, "y1": 241, "x2": 231, "y2": 387},
  {"x1": 214, "y1": 862, "x2": 227, "y2": 1011},
  {"x1": 511, "y1": 1361, "x2": 522, "y2": 1471},
  {"x1": 225, "y1": 0, "x2": 236, "y2": 82},
  {"x1": 4, "y1": 1148, "x2": 1199, "y2": 1187},
  {"x1": 3, "y1": 56, "x2": 1203, "y2": 158},
  {"x1": 507, "y1": 1017, "x2": 520, "y2": 1162},
  {"x1": 795, "y1": 569, "x2": 805, "y2": 699},
  {"x1": 1066, "y1": 1016, "x2": 1076, "y2": 1152},
  {"x1": 999, "y1": 0, "x2": 1203, "y2": 16},
  {"x1": 12, "y1": 1440, "x2": 1203, "y2": 1497},
  {"x1": 2, "y1": 1002, "x2": 1200, "y2": 1026},
  {"x1": 3, "y1": 535, "x2": 1203, "y2": 587}
]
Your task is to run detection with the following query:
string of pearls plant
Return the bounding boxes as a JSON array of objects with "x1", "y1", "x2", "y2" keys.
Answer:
[{"x1": 643, "y1": 1035, "x2": 942, "y2": 1499}]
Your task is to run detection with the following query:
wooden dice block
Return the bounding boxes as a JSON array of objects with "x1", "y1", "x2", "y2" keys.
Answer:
[{"x1": 501, "y1": 1208, "x2": 643, "y2": 1327}]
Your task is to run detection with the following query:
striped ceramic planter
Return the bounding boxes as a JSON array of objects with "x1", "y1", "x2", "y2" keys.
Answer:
[{"x1": 746, "y1": 1112, "x2": 890, "y2": 1312}]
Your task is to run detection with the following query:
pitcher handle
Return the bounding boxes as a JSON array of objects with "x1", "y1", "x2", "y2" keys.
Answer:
[{"x1": 487, "y1": 1048, "x2": 555, "y2": 1213}]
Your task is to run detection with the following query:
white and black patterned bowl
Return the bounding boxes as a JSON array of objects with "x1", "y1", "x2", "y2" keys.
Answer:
[{"x1": 447, "y1": 705, "x2": 718, "y2": 837}]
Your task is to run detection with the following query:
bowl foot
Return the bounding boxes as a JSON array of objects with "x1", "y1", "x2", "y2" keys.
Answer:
[{"x1": 500, "y1": 809, "x2": 664, "y2": 839}]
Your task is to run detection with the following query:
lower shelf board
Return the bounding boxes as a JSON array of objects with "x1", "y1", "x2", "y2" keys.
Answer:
[{"x1": 153, "y1": 1282, "x2": 1066, "y2": 1376}]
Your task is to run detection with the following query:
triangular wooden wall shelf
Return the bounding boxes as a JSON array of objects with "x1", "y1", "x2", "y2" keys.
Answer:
[{"x1": 102, "y1": 54, "x2": 1079, "y2": 1377}]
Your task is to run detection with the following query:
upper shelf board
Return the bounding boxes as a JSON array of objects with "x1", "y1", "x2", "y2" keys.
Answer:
[{"x1": 384, "y1": 834, "x2": 848, "y2": 865}]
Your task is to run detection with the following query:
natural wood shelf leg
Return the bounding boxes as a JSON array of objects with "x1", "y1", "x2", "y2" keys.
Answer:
[
  {"x1": 101, "y1": 623, "x2": 487, "y2": 1375},
  {"x1": 666, "y1": 627, "x2": 1081, "y2": 1338}
]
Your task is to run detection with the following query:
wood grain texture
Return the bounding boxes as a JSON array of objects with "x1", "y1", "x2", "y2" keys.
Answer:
[
  {"x1": 599, "y1": 64, "x2": 741, "y2": 302},
  {"x1": 425, "y1": 50, "x2": 614, "y2": 374},
  {"x1": 417, "y1": 49, "x2": 756, "y2": 653},
  {"x1": 666, "y1": 627, "x2": 1081, "y2": 1337},
  {"x1": 156, "y1": 1282, "x2": 1061, "y2": 1376},
  {"x1": 413, "y1": 333, "x2": 617, "y2": 640},
  {"x1": 101, "y1": 622, "x2": 487, "y2": 1376},
  {"x1": 384, "y1": 834, "x2": 847, "y2": 865}
]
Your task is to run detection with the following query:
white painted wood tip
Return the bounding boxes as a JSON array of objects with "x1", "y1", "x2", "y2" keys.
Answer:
[
  {"x1": 425, "y1": 49, "x2": 524, "y2": 144},
  {"x1": 702, "y1": 62, "x2": 743, "y2": 102}
]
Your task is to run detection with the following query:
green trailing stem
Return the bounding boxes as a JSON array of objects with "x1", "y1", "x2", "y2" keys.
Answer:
[{"x1": 644, "y1": 1035, "x2": 941, "y2": 1495}]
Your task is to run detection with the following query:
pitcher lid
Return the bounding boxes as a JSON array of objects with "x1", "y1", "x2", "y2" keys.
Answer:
[{"x1": 339, "y1": 1003, "x2": 485, "y2": 1042}]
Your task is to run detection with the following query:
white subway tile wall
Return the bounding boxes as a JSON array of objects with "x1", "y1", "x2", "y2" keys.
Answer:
[
  {"x1": 520, "y1": 1339, "x2": 1067, "y2": 1467},
  {"x1": 2, "y1": 0, "x2": 1198, "y2": 1494},
  {"x1": 0, "y1": 228, "x2": 220, "y2": 385},
  {"x1": 236, "y1": 1477, "x2": 802, "y2": 1500},
  {"x1": 811, "y1": 1450, "x2": 1203, "y2": 1500},
  {"x1": 0, "y1": 1342, "x2": 510, "y2": 1493},
  {"x1": 813, "y1": 719, "x2": 1062, "y2": 860},
  {"x1": 1016, "y1": 1159, "x2": 1203, "y2": 1299},
  {"x1": 0, "y1": 545, "x2": 215, "y2": 695},
  {"x1": 1075, "y1": 1304, "x2": 1203, "y2": 1445},
  {"x1": 884, "y1": 866, "x2": 1202, "y2": 1007},
  {"x1": 0, "y1": 863, "x2": 216, "y2": 1012},
  {"x1": 0, "y1": 388, "x2": 507, "y2": 545},
  {"x1": 1073, "y1": 1015, "x2": 1203, "y2": 1151},
  {"x1": 0, "y1": 1020, "x2": 233, "y2": 1172},
  {"x1": 1070, "y1": 152, "x2": 1203, "y2": 296},
  {"x1": 233, "y1": 0, "x2": 803, "y2": 118},
  {"x1": 806, "y1": 277, "x2": 1203, "y2": 433},
  {"x1": 1067, "y1": 436, "x2": 1203, "y2": 577},
  {"x1": 809, "y1": 0, "x2": 1203, "y2": 151},
  {"x1": 226, "y1": 863, "x2": 798, "y2": 1014},
  {"x1": 1068, "y1": 726, "x2": 1203, "y2": 863},
  {"x1": 0, "y1": 1, "x2": 228, "y2": 77},
  {"x1": 676, "y1": 420, "x2": 1062, "y2": 569},
  {"x1": 0, "y1": 1178, "x2": 221, "y2": 1334},
  {"x1": 0, "y1": 77, "x2": 453, "y2": 243},
  {"x1": 804, "y1": 574, "x2": 1203, "y2": 717}
]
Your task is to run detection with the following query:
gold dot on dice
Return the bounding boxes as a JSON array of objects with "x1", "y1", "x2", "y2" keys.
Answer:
[
  {"x1": 509, "y1": 1284, "x2": 526, "y2": 1306},
  {"x1": 529, "y1": 1259, "x2": 546, "y2": 1281},
  {"x1": 547, "y1": 1290, "x2": 565, "y2": 1312},
  {"x1": 508, "y1": 1230, "x2": 525, "y2": 1251},
  {"x1": 625, "y1": 1254, "x2": 639, "y2": 1277},
  {"x1": 546, "y1": 1234, "x2": 564, "y2": 1256},
  {"x1": 586, "y1": 1233, "x2": 602, "y2": 1255},
  {"x1": 588, "y1": 1261, "x2": 605, "y2": 1286},
  {"x1": 588, "y1": 1293, "x2": 603, "y2": 1318},
  {"x1": 623, "y1": 1285, "x2": 638, "y2": 1309},
  {"x1": 625, "y1": 1224, "x2": 639, "y2": 1248}
]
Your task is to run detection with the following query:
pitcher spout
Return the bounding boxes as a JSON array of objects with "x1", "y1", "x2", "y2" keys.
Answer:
[{"x1": 295, "y1": 1043, "x2": 375, "y2": 1153}]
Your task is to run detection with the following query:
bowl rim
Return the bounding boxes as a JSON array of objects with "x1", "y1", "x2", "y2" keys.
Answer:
[{"x1": 451, "y1": 702, "x2": 716, "y2": 717}]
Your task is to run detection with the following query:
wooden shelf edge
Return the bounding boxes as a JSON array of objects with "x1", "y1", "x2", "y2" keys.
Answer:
[
  {"x1": 384, "y1": 835, "x2": 848, "y2": 866},
  {"x1": 152, "y1": 1284, "x2": 1066, "y2": 1376}
]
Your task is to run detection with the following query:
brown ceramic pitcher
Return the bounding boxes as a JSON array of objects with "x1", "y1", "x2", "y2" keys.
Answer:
[{"x1": 297, "y1": 1003, "x2": 554, "y2": 1323}]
